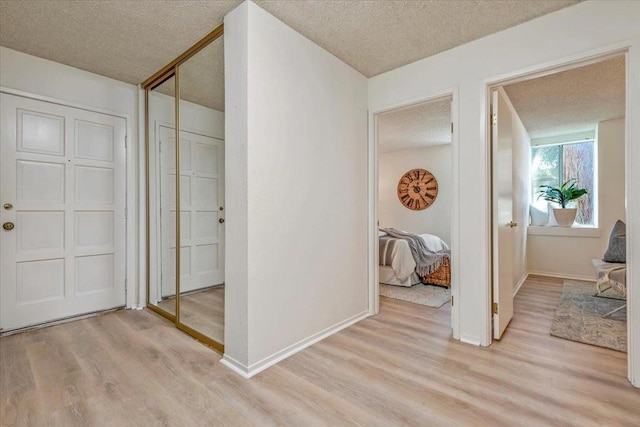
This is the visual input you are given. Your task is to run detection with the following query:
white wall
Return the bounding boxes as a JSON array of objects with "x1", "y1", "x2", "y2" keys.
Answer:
[
  {"x1": 527, "y1": 118, "x2": 626, "y2": 279},
  {"x1": 0, "y1": 46, "x2": 143, "y2": 308},
  {"x1": 223, "y1": 1, "x2": 369, "y2": 376},
  {"x1": 223, "y1": 5, "x2": 250, "y2": 365},
  {"x1": 502, "y1": 89, "x2": 531, "y2": 290},
  {"x1": 0, "y1": 47, "x2": 137, "y2": 115},
  {"x1": 368, "y1": 0, "x2": 640, "y2": 386},
  {"x1": 379, "y1": 145, "x2": 452, "y2": 244}
]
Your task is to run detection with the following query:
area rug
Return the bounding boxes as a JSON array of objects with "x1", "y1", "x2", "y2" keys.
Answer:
[
  {"x1": 380, "y1": 283, "x2": 450, "y2": 308},
  {"x1": 550, "y1": 280, "x2": 627, "y2": 352}
]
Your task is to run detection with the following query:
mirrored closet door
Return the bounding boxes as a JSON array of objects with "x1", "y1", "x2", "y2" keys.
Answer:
[
  {"x1": 144, "y1": 24, "x2": 224, "y2": 352},
  {"x1": 176, "y1": 35, "x2": 225, "y2": 345},
  {"x1": 147, "y1": 76, "x2": 177, "y2": 318}
]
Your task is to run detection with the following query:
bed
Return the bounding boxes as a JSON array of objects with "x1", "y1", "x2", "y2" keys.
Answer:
[{"x1": 379, "y1": 230, "x2": 451, "y2": 288}]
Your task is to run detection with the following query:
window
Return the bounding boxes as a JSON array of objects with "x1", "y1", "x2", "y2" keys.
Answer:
[{"x1": 531, "y1": 140, "x2": 595, "y2": 226}]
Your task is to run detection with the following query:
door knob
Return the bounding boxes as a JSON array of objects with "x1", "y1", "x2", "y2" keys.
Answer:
[
  {"x1": 3, "y1": 203, "x2": 12, "y2": 210},
  {"x1": 3, "y1": 222, "x2": 15, "y2": 231},
  {"x1": 219, "y1": 218, "x2": 225, "y2": 224},
  {"x1": 508, "y1": 221, "x2": 518, "y2": 228}
]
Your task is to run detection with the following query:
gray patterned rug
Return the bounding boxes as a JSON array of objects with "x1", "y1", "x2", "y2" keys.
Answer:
[
  {"x1": 550, "y1": 280, "x2": 627, "y2": 352},
  {"x1": 380, "y1": 283, "x2": 450, "y2": 308}
]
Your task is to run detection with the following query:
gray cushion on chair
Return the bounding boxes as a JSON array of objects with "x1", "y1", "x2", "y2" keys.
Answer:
[{"x1": 603, "y1": 220, "x2": 626, "y2": 263}]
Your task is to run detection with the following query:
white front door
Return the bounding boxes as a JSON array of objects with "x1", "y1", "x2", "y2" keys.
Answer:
[
  {"x1": 491, "y1": 89, "x2": 515, "y2": 340},
  {"x1": 159, "y1": 126, "x2": 224, "y2": 297},
  {"x1": 0, "y1": 93, "x2": 126, "y2": 331}
]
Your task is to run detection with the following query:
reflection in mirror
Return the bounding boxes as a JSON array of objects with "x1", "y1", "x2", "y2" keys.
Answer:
[
  {"x1": 177, "y1": 35, "x2": 225, "y2": 344},
  {"x1": 148, "y1": 76, "x2": 177, "y2": 316}
]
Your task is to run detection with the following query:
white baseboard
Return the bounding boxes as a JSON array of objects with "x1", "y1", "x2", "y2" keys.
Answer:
[
  {"x1": 459, "y1": 334, "x2": 483, "y2": 347},
  {"x1": 220, "y1": 310, "x2": 370, "y2": 379},
  {"x1": 528, "y1": 270, "x2": 594, "y2": 283},
  {"x1": 220, "y1": 354, "x2": 251, "y2": 379},
  {"x1": 513, "y1": 274, "x2": 528, "y2": 297}
]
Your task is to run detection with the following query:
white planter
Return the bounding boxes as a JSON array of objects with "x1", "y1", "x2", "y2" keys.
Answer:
[{"x1": 552, "y1": 208, "x2": 577, "y2": 227}]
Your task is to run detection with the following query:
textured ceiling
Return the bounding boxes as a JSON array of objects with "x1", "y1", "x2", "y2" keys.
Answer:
[
  {"x1": 254, "y1": 0, "x2": 581, "y2": 77},
  {"x1": 503, "y1": 56, "x2": 626, "y2": 139},
  {"x1": 377, "y1": 97, "x2": 451, "y2": 153},
  {"x1": 149, "y1": 35, "x2": 225, "y2": 112},
  {"x1": 0, "y1": 0, "x2": 239, "y2": 84},
  {"x1": 0, "y1": 0, "x2": 580, "y2": 109},
  {"x1": 0, "y1": 0, "x2": 235, "y2": 111},
  {"x1": 177, "y1": 36, "x2": 224, "y2": 112}
]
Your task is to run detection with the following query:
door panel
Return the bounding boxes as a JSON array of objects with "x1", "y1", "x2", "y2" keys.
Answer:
[
  {"x1": 0, "y1": 93, "x2": 126, "y2": 331},
  {"x1": 159, "y1": 126, "x2": 224, "y2": 295},
  {"x1": 492, "y1": 89, "x2": 515, "y2": 340}
]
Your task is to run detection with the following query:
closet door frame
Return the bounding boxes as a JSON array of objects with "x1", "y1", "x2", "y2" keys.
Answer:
[{"x1": 143, "y1": 24, "x2": 224, "y2": 354}]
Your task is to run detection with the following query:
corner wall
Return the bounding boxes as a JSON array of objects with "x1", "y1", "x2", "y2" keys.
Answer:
[
  {"x1": 223, "y1": 1, "x2": 369, "y2": 376},
  {"x1": 379, "y1": 145, "x2": 452, "y2": 244}
]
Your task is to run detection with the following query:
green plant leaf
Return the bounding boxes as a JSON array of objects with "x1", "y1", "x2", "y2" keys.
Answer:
[{"x1": 536, "y1": 179, "x2": 587, "y2": 208}]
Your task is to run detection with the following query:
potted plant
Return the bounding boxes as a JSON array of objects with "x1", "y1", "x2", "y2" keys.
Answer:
[{"x1": 537, "y1": 179, "x2": 588, "y2": 227}]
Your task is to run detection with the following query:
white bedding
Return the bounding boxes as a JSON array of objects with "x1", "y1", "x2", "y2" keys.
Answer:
[
  {"x1": 379, "y1": 233, "x2": 449, "y2": 286},
  {"x1": 379, "y1": 265, "x2": 421, "y2": 287}
]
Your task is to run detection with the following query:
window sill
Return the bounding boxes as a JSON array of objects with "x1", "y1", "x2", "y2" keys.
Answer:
[{"x1": 527, "y1": 225, "x2": 600, "y2": 238}]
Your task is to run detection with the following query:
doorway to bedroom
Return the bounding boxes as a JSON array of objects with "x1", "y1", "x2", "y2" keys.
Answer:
[
  {"x1": 374, "y1": 94, "x2": 455, "y2": 332},
  {"x1": 488, "y1": 53, "x2": 629, "y2": 359}
]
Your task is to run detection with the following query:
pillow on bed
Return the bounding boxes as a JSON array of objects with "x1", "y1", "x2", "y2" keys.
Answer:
[
  {"x1": 378, "y1": 230, "x2": 388, "y2": 237},
  {"x1": 420, "y1": 234, "x2": 449, "y2": 252}
]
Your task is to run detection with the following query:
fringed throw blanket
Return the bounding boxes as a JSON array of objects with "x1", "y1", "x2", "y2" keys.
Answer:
[{"x1": 380, "y1": 228, "x2": 450, "y2": 277}]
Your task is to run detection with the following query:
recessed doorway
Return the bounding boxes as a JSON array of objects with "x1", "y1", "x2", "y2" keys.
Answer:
[{"x1": 488, "y1": 53, "x2": 629, "y2": 359}]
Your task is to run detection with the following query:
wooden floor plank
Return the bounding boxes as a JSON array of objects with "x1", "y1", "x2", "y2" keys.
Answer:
[{"x1": 1, "y1": 277, "x2": 638, "y2": 426}]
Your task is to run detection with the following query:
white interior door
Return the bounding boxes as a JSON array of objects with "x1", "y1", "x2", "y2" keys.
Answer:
[
  {"x1": 0, "y1": 93, "x2": 126, "y2": 331},
  {"x1": 159, "y1": 126, "x2": 224, "y2": 297},
  {"x1": 491, "y1": 89, "x2": 515, "y2": 340}
]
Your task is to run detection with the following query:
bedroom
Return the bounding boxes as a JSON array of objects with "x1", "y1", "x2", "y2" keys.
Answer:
[
  {"x1": 371, "y1": 37, "x2": 630, "y2": 362},
  {"x1": 490, "y1": 54, "x2": 628, "y2": 351},
  {"x1": 376, "y1": 96, "x2": 454, "y2": 326}
]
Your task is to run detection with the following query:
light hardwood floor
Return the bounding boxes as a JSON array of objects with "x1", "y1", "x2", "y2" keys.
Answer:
[
  {"x1": 1, "y1": 276, "x2": 638, "y2": 426},
  {"x1": 157, "y1": 286, "x2": 225, "y2": 343}
]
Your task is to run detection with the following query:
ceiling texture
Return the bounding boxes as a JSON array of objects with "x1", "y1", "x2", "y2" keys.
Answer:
[
  {"x1": 0, "y1": 0, "x2": 581, "y2": 109},
  {"x1": 255, "y1": 0, "x2": 580, "y2": 77},
  {"x1": 0, "y1": 0, "x2": 581, "y2": 79},
  {"x1": 377, "y1": 98, "x2": 452, "y2": 153},
  {"x1": 503, "y1": 56, "x2": 626, "y2": 140},
  {"x1": 159, "y1": 35, "x2": 226, "y2": 112},
  {"x1": 0, "y1": 0, "x2": 241, "y2": 87}
]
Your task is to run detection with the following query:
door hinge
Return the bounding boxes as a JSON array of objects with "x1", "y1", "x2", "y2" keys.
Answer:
[
  {"x1": 491, "y1": 113, "x2": 497, "y2": 126},
  {"x1": 450, "y1": 122, "x2": 454, "y2": 133},
  {"x1": 125, "y1": 135, "x2": 128, "y2": 149},
  {"x1": 451, "y1": 296, "x2": 454, "y2": 306},
  {"x1": 493, "y1": 302, "x2": 498, "y2": 314}
]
